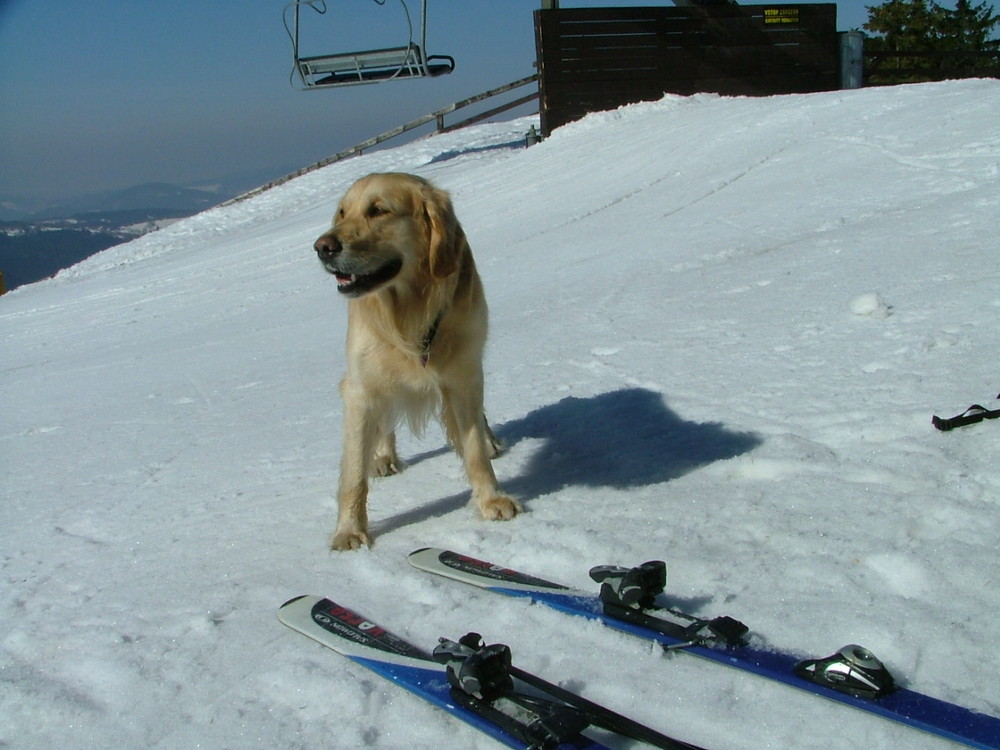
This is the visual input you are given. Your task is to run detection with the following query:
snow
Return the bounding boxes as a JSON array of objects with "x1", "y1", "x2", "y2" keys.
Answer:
[{"x1": 2, "y1": 79, "x2": 1000, "y2": 750}]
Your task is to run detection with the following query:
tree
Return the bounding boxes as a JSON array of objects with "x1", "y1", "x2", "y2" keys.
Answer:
[
  {"x1": 864, "y1": 0, "x2": 1000, "y2": 81},
  {"x1": 865, "y1": 0, "x2": 941, "y2": 50},
  {"x1": 937, "y1": 0, "x2": 1000, "y2": 51}
]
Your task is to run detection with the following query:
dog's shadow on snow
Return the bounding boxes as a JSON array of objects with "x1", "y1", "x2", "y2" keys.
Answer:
[
  {"x1": 494, "y1": 388, "x2": 762, "y2": 500},
  {"x1": 373, "y1": 387, "x2": 762, "y2": 537}
]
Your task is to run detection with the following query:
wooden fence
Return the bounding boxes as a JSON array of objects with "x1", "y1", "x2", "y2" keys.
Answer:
[{"x1": 534, "y1": 4, "x2": 839, "y2": 135}]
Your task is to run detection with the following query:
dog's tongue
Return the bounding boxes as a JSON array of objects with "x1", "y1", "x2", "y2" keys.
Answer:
[{"x1": 335, "y1": 272, "x2": 355, "y2": 287}]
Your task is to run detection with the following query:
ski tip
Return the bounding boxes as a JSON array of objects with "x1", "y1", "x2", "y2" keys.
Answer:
[
  {"x1": 407, "y1": 547, "x2": 447, "y2": 567},
  {"x1": 279, "y1": 594, "x2": 310, "y2": 610}
]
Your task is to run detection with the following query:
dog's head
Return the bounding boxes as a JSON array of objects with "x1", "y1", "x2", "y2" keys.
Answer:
[{"x1": 314, "y1": 173, "x2": 461, "y2": 298}]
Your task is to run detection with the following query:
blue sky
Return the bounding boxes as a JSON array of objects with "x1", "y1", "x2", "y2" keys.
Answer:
[{"x1": 0, "y1": 0, "x2": 931, "y2": 203}]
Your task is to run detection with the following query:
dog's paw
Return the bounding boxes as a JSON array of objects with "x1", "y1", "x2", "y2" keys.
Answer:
[
  {"x1": 477, "y1": 494, "x2": 522, "y2": 521},
  {"x1": 330, "y1": 529, "x2": 371, "y2": 551},
  {"x1": 370, "y1": 454, "x2": 402, "y2": 477}
]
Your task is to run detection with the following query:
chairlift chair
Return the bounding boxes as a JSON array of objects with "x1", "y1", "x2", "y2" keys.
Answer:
[{"x1": 287, "y1": 0, "x2": 455, "y2": 89}]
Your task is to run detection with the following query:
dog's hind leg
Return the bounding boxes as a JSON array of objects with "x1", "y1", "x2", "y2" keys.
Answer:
[
  {"x1": 441, "y1": 381, "x2": 521, "y2": 522},
  {"x1": 484, "y1": 416, "x2": 504, "y2": 459},
  {"x1": 370, "y1": 424, "x2": 401, "y2": 477}
]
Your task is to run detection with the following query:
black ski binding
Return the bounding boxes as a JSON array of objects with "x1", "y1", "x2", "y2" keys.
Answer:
[
  {"x1": 591, "y1": 560, "x2": 667, "y2": 609},
  {"x1": 433, "y1": 633, "x2": 588, "y2": 748},
  {"x1": 590, "y1": 562, "x2": 749, "y2": 648},
  {"x1": 434, "y1": 632, "x2": 514, "y2": 701},
  {"x1": 794, "y1": 644, "x2": 897, "y2": 699}
]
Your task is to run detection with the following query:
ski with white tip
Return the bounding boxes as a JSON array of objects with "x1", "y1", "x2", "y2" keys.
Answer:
[
  {"x1": 277, "y1": 594, "x2": 707, "y2": 750},
  {"x1": 406, "y1": 547, "x2": 1000, "y2": 750}
]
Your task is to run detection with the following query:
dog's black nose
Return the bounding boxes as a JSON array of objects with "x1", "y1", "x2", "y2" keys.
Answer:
[{"x1": 314, "y1": 235, "x2": 341, "y2": 259}]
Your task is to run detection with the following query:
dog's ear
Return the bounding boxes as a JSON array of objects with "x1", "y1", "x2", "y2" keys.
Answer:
[{"x1": 422, "y1": 184, "x2": 460, "y2": 279}]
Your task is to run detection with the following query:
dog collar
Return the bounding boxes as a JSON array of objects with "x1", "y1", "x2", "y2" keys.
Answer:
[{"x1": 419, "y1": 310, "x2": 445, "y2": 366}]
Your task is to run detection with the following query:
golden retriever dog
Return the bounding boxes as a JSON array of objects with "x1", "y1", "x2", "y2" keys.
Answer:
[{"x1": 313, "y1": 172, "x2": 520, "y2": 550}]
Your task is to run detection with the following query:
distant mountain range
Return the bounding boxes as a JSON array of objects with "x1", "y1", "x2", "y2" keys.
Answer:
[
  {"x1": 0, "y1": 169, "x2": 295, "y2": 292},
  {"x1": 53, "y1": 182, "x2": 222, "y2": 216},
  {"x1": 0, "y1": 167, "x2": 291, "y2": 221}
]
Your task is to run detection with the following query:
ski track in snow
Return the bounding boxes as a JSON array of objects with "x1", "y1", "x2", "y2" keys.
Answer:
[{"x1": 2, "y1": 80, "x2": 999, "y2": 750}]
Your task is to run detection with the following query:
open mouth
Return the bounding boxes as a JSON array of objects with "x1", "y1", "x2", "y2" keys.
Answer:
[{"x1": 326, "y1": 257, "x2": 403, "y2": 297}]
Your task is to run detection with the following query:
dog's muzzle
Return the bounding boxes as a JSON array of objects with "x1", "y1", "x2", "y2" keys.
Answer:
[{"x1": 314, "y1": 234, "x2": 402, "y2": 297}]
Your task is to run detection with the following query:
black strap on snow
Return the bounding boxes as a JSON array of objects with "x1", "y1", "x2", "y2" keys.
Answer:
[{"x1": 933, "y1": 396, "x2": 1000, "y2": 431}]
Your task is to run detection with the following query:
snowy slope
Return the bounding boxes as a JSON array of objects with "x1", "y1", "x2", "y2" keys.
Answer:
[{"x1": 2, "y1": 79, "x2": 999, "y2": 750}]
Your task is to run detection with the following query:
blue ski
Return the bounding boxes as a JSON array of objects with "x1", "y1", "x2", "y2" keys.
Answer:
[
  {"x1": 277, "y1": 595, "x2": 704, "y2": 749},
  {"x1": 407, "y1": 547, "x2": 1000, "y2": 750}
]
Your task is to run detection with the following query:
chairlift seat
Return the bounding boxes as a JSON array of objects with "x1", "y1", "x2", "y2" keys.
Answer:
[
  {"x1": 298, "y1": 45, "x2": 455, "y2": 88},
  {"x1": 288, "y1": 0, "x2": 455, "y2": 90}
]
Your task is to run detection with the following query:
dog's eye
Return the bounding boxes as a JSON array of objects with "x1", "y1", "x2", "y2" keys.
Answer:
[{"x1": 367, "y1": 204, "x2": 388, "y2": 218}]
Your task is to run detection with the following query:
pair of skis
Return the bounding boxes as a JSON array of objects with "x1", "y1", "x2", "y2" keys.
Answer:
[{"x1": 278, "y1": 548, "x2": 1000, "y2": 750}]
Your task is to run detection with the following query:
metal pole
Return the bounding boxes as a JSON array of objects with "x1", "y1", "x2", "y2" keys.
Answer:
[
  {"x1": 839, "y1": 31, "x2": 864, "y2": 89},
  {"x1": 292, "y1": 2, "x2": 303, "y2": 86},
  {"x1": 418, "y1": 0, "x2": 430, "y2": 76}
]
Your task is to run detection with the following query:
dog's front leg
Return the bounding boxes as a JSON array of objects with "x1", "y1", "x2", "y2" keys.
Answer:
[
  {"x1": 332, "y1": 381, "x2": 376, "y2": 550},
  {"x1": 442, "y1": 383, "x2": 521, "y2": 522}
]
